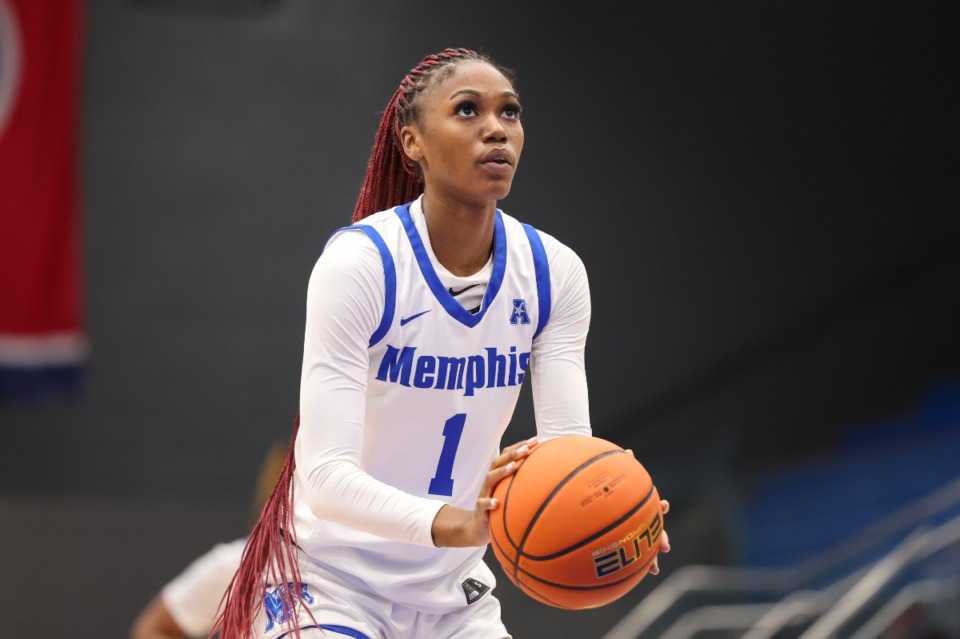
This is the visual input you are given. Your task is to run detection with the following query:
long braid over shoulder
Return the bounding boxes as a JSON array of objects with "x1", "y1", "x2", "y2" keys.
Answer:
[{"x1": 352, "y1": 47, "x2": 512, "y2": 222}]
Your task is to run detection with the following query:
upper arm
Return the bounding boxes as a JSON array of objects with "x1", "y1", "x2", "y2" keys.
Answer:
[
  {"x1": 530, "y1": 234, "x2": 592, "y2": 439},
  {"x1": 295, "y1": 231, "x2": 444, "y2": 547},
  {"x1": 298, "y1": 231, "x2": 385, "y2": 466},
  {"x1": 301, "y1": 231, "x2": 386, "y2": 389}
]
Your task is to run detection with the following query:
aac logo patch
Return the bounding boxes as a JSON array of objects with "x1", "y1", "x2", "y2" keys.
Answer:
[{"x1": 510, "y1": 299, "x2": 530, "y2": 325}]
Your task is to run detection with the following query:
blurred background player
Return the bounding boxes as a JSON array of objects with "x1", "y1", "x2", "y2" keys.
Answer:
[{"x1": 129, "y1": 441, "x2": 288, "y2": 639}]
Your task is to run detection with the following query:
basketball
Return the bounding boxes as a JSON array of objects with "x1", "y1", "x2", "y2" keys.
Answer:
[{"x1": 489, "y1": 435, "x2": 663, "y2": 610}]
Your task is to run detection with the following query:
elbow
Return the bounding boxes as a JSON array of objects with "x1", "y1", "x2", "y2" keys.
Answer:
[{"x1": 300, "y1": 456, "x2": 361, "y2": 520}]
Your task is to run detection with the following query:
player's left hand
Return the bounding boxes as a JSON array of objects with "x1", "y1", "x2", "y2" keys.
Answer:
[
  {"x1": 625, "y1": 449, "x2": 670, "y2": 576},
  {"x1": 649, "y1": 499, "x2": 671, "y2": 576}
]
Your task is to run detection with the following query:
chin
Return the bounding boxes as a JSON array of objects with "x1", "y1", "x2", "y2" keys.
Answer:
[{"x1": 488, "y1": 181, "x2": 515, "y2": 202}]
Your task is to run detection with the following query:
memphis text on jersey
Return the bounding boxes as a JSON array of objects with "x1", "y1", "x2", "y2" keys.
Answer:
[
  {"x1": 591, "y1": 512, "x2": 663, "y2": 578},
  {"x1": 375, "y1": 344, "x2": 530, "y2": 396}
]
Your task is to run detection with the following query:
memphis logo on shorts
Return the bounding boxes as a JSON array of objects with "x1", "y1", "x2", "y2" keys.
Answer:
[{"x1": 263, "y1": 582, "x2": 315, "y2": 632}]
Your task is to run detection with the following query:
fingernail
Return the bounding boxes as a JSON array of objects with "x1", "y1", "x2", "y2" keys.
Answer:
[
  {"x1": 505, "y1": 461, "x2": 516, "y2": 472},
  {"x1": 490, "y1": 498, "x2": 499, "y2": 508},
  {"x1": 515, "y1": 445, "x2": 528, "y2": 456},
  {"x1": 527, "y1": 436, "x2": 539, "y2": 444}
]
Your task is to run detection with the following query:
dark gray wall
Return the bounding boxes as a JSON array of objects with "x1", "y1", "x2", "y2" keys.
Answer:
[{"x1": 1, "y1": 1, "x2": 957, "y2": 637}]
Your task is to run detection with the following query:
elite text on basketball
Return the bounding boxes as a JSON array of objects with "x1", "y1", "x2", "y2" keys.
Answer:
[{"x1": 590, "y1": 512, "x2": 663, "y2": 578}]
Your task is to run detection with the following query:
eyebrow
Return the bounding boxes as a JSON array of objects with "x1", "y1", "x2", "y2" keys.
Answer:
[{"x1": 448, "y1": 89, "x2": 520, "y2": 101}]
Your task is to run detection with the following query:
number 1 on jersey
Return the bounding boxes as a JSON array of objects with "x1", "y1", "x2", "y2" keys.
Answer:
[{"x1": 429, "y1": 413, "x2": 465, "y2": 496}]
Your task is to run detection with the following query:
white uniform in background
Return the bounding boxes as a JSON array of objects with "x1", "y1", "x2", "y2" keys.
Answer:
[
  {"x1": 265, "y1": 196, "x2": 592, "y2": 639},
  {"x1": 162, "y1": 538, "x2": 246, "y2": 637}
]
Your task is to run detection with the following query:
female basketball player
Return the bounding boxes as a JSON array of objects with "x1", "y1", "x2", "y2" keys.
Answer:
[{"x1": 216, "y1": 48, "x2": 669, "y2": 639}]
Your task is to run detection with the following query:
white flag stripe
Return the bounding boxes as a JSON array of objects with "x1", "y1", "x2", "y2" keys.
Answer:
[{"x1": 0, "y1": 333, "x2": 90, "y2": 365}]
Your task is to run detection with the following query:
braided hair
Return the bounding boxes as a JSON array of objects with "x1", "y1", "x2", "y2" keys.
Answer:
[{"x1": 212, "y1": 48, "x2": 513, "y2": 639}]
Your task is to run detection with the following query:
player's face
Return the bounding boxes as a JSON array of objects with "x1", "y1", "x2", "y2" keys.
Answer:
[{"x1": 402, "y1": 61, "x2": 524, "y2": 209}]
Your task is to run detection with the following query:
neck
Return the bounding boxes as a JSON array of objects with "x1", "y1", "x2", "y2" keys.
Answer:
[{"x1": 421, "y1": 194, "x2": 496, "y2": 276}]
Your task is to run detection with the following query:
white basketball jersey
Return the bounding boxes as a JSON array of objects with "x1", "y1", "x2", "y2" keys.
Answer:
[{"x1": 293, "y1": 202, "x2": 552, "y2": 614}]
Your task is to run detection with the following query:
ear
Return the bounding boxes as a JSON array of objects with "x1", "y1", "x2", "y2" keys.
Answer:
[{"x1": 400, "y1": 125, "x2": 422, "y2": 163}]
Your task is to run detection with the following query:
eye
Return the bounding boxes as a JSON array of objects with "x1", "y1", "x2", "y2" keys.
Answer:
[
  {"x1": 503, "y1": 102, "x2": 522, "y2": 120},
  {"x1": 455, "y1": 100, "x2": 478, "y2": 117}
]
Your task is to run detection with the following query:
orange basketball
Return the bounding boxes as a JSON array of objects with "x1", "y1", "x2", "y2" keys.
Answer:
[{"x1": 489, "y1": 435, "x2": 662, "y2": 610}]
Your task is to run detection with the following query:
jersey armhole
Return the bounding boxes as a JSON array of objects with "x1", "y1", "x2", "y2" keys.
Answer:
[
  {"x1": 522, "y1": 223, "x2": 551, "y2": 339},
  {"x1": 329, "y1": 224, "x2": 396, "y2": 347}
]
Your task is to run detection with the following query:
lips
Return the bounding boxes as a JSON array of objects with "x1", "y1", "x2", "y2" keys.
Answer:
[{"x1": 480, "y1": 148, "x2": 514, "y2": 166}]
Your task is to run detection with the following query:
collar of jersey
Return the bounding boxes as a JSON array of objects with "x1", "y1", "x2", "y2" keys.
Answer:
[{"x1": 395, "y1": 202, "x2": 506, "y2": 328}]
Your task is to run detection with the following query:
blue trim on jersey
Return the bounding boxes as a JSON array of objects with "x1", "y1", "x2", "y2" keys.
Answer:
[
  {"x1": 395, "y1": 202, "x2": 506, "y2": 328},
  {"x1": 277, "y1": 625, "x2": 371, "y2": 639},
  {"x1": 522, "y1": 223, "x2": 551, "y2": 338},
  {"x1": 334, "y1": 224, "x2": 396, "y2": 347},
  {"x1": 320, "y1": 624, "x2": 371, "y2": 639}
]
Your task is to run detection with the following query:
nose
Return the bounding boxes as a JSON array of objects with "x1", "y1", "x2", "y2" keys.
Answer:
[{"x1": 482, "y1": 114, "x2": 508, "y2": 143}]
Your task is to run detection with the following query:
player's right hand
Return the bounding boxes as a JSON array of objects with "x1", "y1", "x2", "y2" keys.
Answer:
[{"x1": 430, "y1": 436, "x2": 539, "y2": 548}]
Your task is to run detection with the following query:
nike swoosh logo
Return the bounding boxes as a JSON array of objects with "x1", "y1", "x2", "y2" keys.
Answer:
[
  {"x1": 449, "y1": 284, "x2": 479, "y2": 297},
  {"x1": 400, "y1": 310, "x2": 431, "y2": 326}
]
